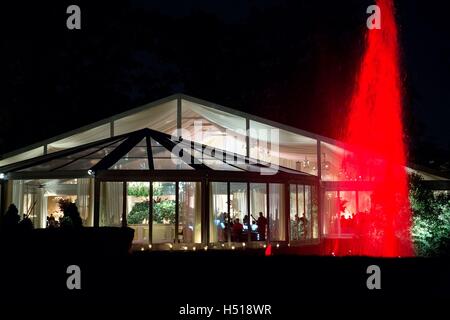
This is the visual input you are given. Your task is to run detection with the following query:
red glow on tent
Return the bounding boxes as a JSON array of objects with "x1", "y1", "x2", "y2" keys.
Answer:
[{"x1": 333, "y1": 0, "x2": 413, "y2": 256}]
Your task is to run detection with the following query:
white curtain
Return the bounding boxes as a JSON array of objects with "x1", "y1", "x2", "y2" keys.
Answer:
[
  {"x1": 39, "y1": 188, "x2": 47, "y2": 228},
  {"x1": 12, "y1": 180, "x2": 24, "y2": 215},
  {"x1": 114, "y1": 100, "x2": 177, "y2": 136},
  {"x1": 76, "y1": 178, "x2": 93, "y2": 226},
  {"x1": 47, "y1": 124, "x2": 111, "y2": 153},
  {"x1": 100, "y1": 182, "x2": 123, "y2": 227},
  {"x1": 269, "y1": 184, "x2": 286, "y2": 241},
  {"x1": 209, "y1": 182, "x2": 228, "y2": 242},
  {"x1": 250, "y1": 186, "x2": 267, "y2": 220},
  {"x1": 184, "y1": 100, "x2": 246, "y2": 133},
  {"x1": 0, "y1": 147, "x2": 44, "y2": 167}
]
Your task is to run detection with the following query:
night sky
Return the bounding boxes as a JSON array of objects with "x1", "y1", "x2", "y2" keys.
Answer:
[{"x1": 1, "y1": 0, "x2": 449, "y2": 173}]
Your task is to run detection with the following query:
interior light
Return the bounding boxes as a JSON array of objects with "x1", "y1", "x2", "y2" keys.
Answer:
[
  {"x1": 148, "y1": 244, "x2": 152, "y2": 249},
  {"x1": 276, "y1": 243, "x2": 280, "y2": 248},
  {"x1": 140, "y1": 247, "x2": 145, "y2": 251},
  {"x1": 0, "y1": 173, "x2": 5, "y2": 180},
  {"x1": 263, "y1": 244, "x2": 267, "y2": 248},
  {"x1": 231, "y1": 246, "x2": 235, "y2": 250},
  {"x1": 192, "y1": 246, "x2": 196, "y2": 251},
  {"x1": 169, "y1": 243, "x2": 173, "y2": 249},
  {"x1": 87, "y1": 169, "x2": 95, "y2": 176},
  {"x1": 242, "y1": 243, "x2": 246, "y2": 247},
  {"x1": 204, "y1": 246, "x2": 208, "y2": 251}
]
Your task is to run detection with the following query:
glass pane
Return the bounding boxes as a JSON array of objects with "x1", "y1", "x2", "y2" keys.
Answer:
[
  {"x1": 304, "y1": 185, "x2": 312, "y2": 240},
  {"x1": 209, "y1": 182, "x2": 228, "y2": 243},
  {"x1": 295, "y1": 185, "x2": 309, "y2": 240},
  {"x1": 289, "y1": 184, "x2": 298, "y2": 240},
  {"x1": 358, "y1": 191, "x2": 372, "y2": 213},
  {"x1": 126, "y1": 182, "x2": 150, "y2": 244},
  {"x1": 56, "y1": 158, "x2": 101, "y2": 171},
  {"x1": 178, "y1": 182, "x2": 201, "y2": 243},
  {"x1": 153, "y1": 159, "x2": 193, "y2": 170},
  {"x1": 323, "y1": 191, "x2": 339, "y2": 235},
  {"x1": 311, "y1": 185, "x2": 319, "y2": 239},
  {"x1": 111, "y1": 158, "x2": 149, "y2": 170},
  {"x1": 151, "y1": 146, "x2": 173, "y2": 159},
  {"x1": 249, "y1": 120, "x2": 318, "y2": 175},
  {"x1": 10, "y1": 178, "x2": 94, "y2": 229},
  {"x1": 19, "y1": 159, "x2": 76, "y2": 172},
  {"x1": 18, "y1": 140, "x2": 124, "y2": 172},
  {"x1": 250, "y1": 183, "x2": 267, "y2": 241},
  {"x1": 269, "y1": 184, "x2": 286, "y2": 241},
  {"x1": 110, "y1": 138, "x2": 149, "y2": 170},
  {"x1": 230, "y1": 182, "x2": 247, "y2": 242},
  {"x1": 339, "y1": 191, "x2": 357, "y2": 234},
  {"x1": 202, "y1": 159, "x2": 242, "y2": 171},
  {"x1": 152, "y1": 182, "x2": 176, "y2": 244},
  {"x1": 100, "y1": 182, "x2": 123, "y2": 227}
]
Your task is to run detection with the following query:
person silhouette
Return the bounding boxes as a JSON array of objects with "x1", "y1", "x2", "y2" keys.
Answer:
[
  {"x1": 257, "y1": 212, "x2": 267, "y2": 241},
  {"x1": 1, "y1": 204, "x2": 20, "y2": 231}
]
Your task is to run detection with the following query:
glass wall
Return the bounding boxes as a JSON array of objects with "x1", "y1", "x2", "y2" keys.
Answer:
[
  {"x1": 322, "y1": 190, "x2": 373, "y2": 236},
  {"x1": 250, "y1": 183, "x2": 267, "y2": 241},
  {"x1": 269, "y1": 183, "x2": 286, "y2": 241},
  {"x1": 178, "y1": 181, "x2": 201, "y2": 243},
  {"x1": 230, "y1": 182, "x2": 248, "y2": 242},
  {"x1": 152, "y1": 182, "x2": 176, "y2": 244},
  {"x1": 9, "y1": 178, "x2": 94, "y2": 229},
  {"x1": 126, "y1": 182, "x2": 150, "y2": 244},
  {"x1": 209, "y1": 182, "x2": 228, "y2": 243},
  {"x1": 289, "y1": 184, "x2": 314, "y2": 241}
]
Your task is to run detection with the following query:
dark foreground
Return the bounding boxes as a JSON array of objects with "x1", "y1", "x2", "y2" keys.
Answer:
[{"x1": 1, "y1": 247, "x2": 450, "y2": 313}]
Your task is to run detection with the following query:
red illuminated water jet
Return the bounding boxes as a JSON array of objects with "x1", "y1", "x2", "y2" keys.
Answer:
[{"x1": 335, "y1": 0, "x2": 413, "y2": 257}]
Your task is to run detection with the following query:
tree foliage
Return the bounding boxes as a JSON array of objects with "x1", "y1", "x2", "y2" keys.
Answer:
[
  {"x1": 127, "y1": 200, "x2": 176, "y2": 224},
  {"x1": 410, "y1": 173, "x2": 450, "y2": 256}
]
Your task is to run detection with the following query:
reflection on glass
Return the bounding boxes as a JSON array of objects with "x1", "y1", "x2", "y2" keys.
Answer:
[
  {"x1": 126, "y1": 182, "x2": 150, "y2": 244},
  {"x1": 179, "y1": 181, "x2": 201, "y2": 243},
  {"x1": 152, "y1": 182, "x2": 176, "y2": 244},
  {"x1": 230, "y1": 182, "x2": 247, "y2": 242},
  {"x1": 209, "y1": 182, "x2": 228, "y2": 243},
  {"x1": 269, "y1": 183, "x2": 286, "y2": 241}
]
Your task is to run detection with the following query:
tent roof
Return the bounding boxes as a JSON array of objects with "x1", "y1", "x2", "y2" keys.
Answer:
[{"x1": 0, "y1": 128, "x2": 313, "y2": 181}]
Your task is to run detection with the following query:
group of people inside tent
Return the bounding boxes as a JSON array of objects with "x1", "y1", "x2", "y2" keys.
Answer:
[
  {"x1": 0, "y1": 202, "x2": 83, "y2": 233},
  {"x1": 219, "y1": 211, "x2": 268, "y2": 242}
]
